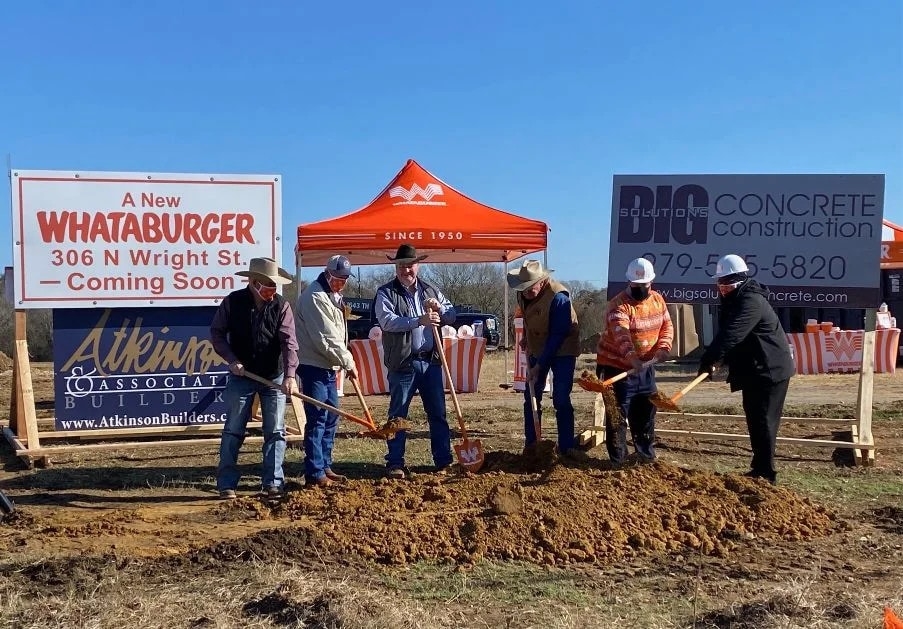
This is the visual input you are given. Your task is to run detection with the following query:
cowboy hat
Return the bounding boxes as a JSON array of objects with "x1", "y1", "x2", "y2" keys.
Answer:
[
  {"x1": 506, "y1": 259, "x2": 553, "y2": 291},
  {"x1": 387, "y1": 243, "x2": 428, "y2": 265},
  {"x1": 235, "y1": 257, "x2": 294, "y2": 285}
]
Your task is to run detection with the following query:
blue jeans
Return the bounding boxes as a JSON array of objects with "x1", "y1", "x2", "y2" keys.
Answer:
[
  {"x1": 217, "y1": 373, "x2": 287, "y2": 491},
  {"x1": 598, "y1": 365, "x2": 658, "y2": 463},
  {"x1": 385, "y1": 358, "x2": 453, "y2": 469},
  {"x1": 299, "y1": 364, "x2": 339, "y2": 482},
  {"x1": 523, "y1": 355, "x2": 576, "y2": 452}
]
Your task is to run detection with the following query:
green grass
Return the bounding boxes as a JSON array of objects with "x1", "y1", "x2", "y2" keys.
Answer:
[
  {"x1": 379, "y1": 560, "x2": 600, "y2": 606},
  {"x1": 778, "y1": 467, "x2": 903, "y2": 505}
]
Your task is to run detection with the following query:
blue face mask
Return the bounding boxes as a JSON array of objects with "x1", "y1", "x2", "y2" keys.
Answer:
[{"x1": 629, "y1": 284, "x2": 650, "y2": 301}]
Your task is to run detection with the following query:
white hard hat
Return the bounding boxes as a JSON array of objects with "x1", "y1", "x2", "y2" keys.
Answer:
[
  {"x1": 714, "y1": 254, "x2": 749, "y2": 279},
  {"x1": 625, "y1": 258, "x2": 656, "y2": 284}
]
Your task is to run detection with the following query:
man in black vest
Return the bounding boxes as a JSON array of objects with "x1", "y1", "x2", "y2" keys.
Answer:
[
  {"x1": 210, "y1": 257, "x2": 299, "y2": 499},
  {"x1": 374, "y1": 244, "x2": 457, "y2": 479}
]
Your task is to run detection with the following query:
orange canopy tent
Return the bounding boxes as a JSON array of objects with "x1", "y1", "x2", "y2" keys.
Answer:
[
  {"x1": 294, "y1": 159, "x2": 550, "y2": 362},
  {"x1": 882, "y1": 219, "x2": 903, "y2": 269},
  {"x1": 295, "y1": 159, "x2": 548, "y2": 266}
]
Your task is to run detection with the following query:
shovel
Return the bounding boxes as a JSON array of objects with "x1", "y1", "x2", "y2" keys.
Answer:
[
  {"x1": 577, "y1": 369, "x2": 631, "y2": 393},
  {"x1": 243, "y1": 371, "x2": 402, "y2": 439},
  {"x1": 528, "y1": 379, "x2": 541, "y2": 443},
  {"x1": 349, "y1": 375, "x2": 413, "y2": 439},
  {"x1": 432, "y1": 325, "x2": 484, "y2": 472},
  {"x1": 650, "y1": 372, "x2": 710, "y2": 412}
]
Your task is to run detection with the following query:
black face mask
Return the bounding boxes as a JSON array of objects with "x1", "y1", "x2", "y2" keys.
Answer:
[{"x1": 629, "y1": 285, "x2": 650, "y2": 301}]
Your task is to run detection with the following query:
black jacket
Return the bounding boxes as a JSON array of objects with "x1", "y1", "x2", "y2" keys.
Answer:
[{"x1": 700, "y1": 279, "x2": 795, "y2": 391}]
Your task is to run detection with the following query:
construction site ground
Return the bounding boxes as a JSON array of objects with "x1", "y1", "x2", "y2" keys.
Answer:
[{"x1": 1, "y1": 354, "x2": 902, "y2": 628}]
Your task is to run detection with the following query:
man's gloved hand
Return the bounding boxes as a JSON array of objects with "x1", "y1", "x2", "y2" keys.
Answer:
[
  {"x1": 697, "y1": 362, "x2": 716, "y2": 378},
  {"x1": 653, "y1": 348, "x2": 670, "y2": 363}
]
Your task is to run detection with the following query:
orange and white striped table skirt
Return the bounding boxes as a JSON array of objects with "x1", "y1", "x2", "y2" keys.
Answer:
[
  {"x1": 512, "y1": 318, "x2": 551, "y2": 393},
  {"x1": 787, "y1": 328, "x2": 900, "y2": 375},
  {"x1": 349, "y1": 338, "x2": 487, "y2": 395}
]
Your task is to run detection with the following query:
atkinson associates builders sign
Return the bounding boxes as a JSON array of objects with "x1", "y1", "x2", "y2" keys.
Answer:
[
  {"x1": 10, "y1": 170, "x2": 281, "y2": 430},
  {"x1": 52, "y1": 307, "x2": 228, "y2": 430},
  {"x1": 608, "y1": 174, "x2": 885, "y2": 308}
]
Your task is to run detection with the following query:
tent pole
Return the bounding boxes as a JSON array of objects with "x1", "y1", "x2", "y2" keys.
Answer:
[
  {"x1": 502, "y1": 259, "x2": 509, "y2": 385},
  {"x1": 294, "y1": 249, "x2": 302, "y2": 306}
]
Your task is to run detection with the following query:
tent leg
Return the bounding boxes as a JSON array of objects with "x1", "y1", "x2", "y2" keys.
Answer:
[
  {"x1": 503, "y1": 260, "x2": 509, "y2": 384},
  {"x1": 294, "y1": 250, "x2": 302, "y2": 304}
]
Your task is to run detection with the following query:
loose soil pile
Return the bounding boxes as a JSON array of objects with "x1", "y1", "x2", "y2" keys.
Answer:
[{"x1": 219, "y1": 454, "x2": 839, "y2": 567}]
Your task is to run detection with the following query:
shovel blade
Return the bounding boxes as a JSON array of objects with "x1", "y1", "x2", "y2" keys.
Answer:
[
  {"x1": 454, "y1": 439, "x2": 485, "y2": 472},
  {"x1": 577, "y1": 371, "x2": 610, "y2": 393},
  {"x1": 649, "y1": 392, "x2": 681, "y2": 412}
]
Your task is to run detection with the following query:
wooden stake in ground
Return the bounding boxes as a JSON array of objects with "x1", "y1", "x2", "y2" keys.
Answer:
[{"x1": 577, "y1": 369, "x2": 627, "y2": 428}]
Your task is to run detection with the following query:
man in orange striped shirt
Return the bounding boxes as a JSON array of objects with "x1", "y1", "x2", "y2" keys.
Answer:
[{"x1": 597, "y1": 258, "x2": 673, "y2": 465}]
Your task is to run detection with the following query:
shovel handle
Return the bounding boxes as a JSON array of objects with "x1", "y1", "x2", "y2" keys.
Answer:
[
  {"x1": 243, "y1": 370, "x2": 377, "y2": 431},
  {"x1": 672, "y1": 372, "x2": 710, "y2": 402},
  {"x1": 349, "y1": 376, "x2": 374, "y2": 425},
  {"x1": 432, "y1": 325, "x2": 468, "y2": 442},
  {"x1": 601, "y1": 370, "x2": 631, "y2": 386},
  {"x1": 528, "y1": 378, "x2": 541, "y2": 440},
  {"x1": 603, "y1": 357, "x2": 671, "y2": 386}
]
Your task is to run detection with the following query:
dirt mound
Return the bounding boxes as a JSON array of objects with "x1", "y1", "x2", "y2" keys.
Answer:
[
  {"x1": 487, "y1": 483, "x2": 523, "y2": 515},
  {"x1": 0, "y1": 351, "x2": 11, "y2": 373},
  {"x1": 214, "y1": 457, "x2": 838, "y2": 567}
]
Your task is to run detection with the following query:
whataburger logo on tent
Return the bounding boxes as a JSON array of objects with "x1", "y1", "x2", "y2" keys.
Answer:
[{"x1": 388, "y1": 183, "x2": 447, "y2": 206}]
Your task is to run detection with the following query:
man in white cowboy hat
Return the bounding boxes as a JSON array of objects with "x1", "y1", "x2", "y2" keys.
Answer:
[
  {"x1": 374, "y1": 243, "x2": 457, "y2": 479},
  {"x1": 596, "y1": 257, "x2": 673, "y2": 466},
  {"x1": 507, "y1": 259, "x2": 580, "y2": 455},
  {"x1": 296, "y1": 254, "x2": 358, "y2": 487},
  {"x1": 210, "y1": 257, "x2": 299, "y2": 499}
]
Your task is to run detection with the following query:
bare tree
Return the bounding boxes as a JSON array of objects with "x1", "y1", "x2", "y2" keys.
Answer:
[
  {"x1": 420, "y1": 263, "x2": 506, "y2": 315},
  {"x1": 0, "y1": 277, "x2": 54, "y2": 361}
]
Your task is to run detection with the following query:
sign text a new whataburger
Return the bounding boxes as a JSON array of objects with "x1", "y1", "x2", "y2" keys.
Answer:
[
  {"x1": 10, "y1": 170, "x2": 282, "y2": 432},
  {"x1": 608, "y1": 174, "x2": 885, "y2": 308}
]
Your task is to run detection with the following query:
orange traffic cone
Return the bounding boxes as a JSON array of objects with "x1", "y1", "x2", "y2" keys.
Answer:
[{"x1": 885, "y1": 607, "x2": 903, "y2": 629}]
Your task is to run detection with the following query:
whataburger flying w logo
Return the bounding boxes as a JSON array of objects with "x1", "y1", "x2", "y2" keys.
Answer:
[
  {"x1": 823, "y1": 333, "x2": 863, "y2": 360},
  {"x1": 389, "y1": 183, "x2": 445, "y2": 202}
]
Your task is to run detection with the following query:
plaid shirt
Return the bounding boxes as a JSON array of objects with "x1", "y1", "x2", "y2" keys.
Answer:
[{"x1": 596, "y1": 289, "x2": 673, "y2": 370}]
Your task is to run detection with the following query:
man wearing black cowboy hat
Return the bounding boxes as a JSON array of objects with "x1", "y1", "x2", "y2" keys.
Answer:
[{"x1": 374, "y1": 243, "x2": 457, "y2": 479}]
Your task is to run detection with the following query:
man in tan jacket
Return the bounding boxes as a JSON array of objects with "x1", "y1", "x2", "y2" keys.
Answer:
[
  {"x1": 296, "y1": 255, "x2": 358, "y2": 487},
  {"x1": 507, "y1": 260, "x2": 580, "y2": 454}
]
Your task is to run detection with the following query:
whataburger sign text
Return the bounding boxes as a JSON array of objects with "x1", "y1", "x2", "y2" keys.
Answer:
[{"x1": 11, "y1": 170, "x2": 282, "y2": 309}]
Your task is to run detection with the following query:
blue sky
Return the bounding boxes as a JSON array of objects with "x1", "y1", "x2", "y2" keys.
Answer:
[{"x1": 1, "y1": 0, "x2": 900, "y2": 285}]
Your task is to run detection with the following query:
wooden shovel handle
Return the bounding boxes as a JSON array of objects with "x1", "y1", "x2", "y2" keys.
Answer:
[
  {"x1": 349, "y1": 376, "x2": 374, "y2": 425},
  {"x1": 243, "y1": 370, "x2": 376, "y2": 430},
  {"x1": 672, "y1": 372, "x2": 710, "y2": 402},
  {"x1": 602, "y1": 370, "x2": 631, "y2": 386},
  {"x1": 432, "y1": 325, "x2": 468, "y2": 441},
  {"x1": 528, "y1": 379, "x2": 540, "y2": 440}
]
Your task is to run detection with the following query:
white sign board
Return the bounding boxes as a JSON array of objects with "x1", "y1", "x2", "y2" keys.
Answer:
[
  {"x1": 10, "y1": 170, "x2": 282, "y2": 308},
  {"x1": 608, "y1": 174, "x2": 885, "y2": 308}
]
